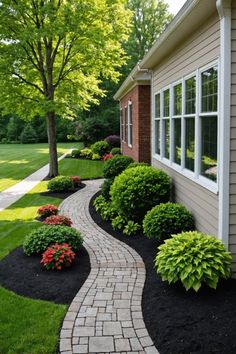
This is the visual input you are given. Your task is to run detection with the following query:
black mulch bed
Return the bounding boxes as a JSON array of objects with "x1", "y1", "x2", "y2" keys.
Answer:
[
  {"x1": 90, "y1": 192, "x2": 236, "y2": 354},
  {"x1": 40, "y1": 183, "x2": 86, "y2": 199},
  {"x1": 0, "y1": 246, "x2": 90, "y2": 305}
]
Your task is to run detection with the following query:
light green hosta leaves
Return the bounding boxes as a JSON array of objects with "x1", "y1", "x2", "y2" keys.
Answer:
[{"x1": 155, "y1": 231, "x2": 232, "y2": 292}]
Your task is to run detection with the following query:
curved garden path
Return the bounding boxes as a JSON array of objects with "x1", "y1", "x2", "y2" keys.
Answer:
[{"x1": 59, "y1": 179, "x2": 159, "y2": 354}]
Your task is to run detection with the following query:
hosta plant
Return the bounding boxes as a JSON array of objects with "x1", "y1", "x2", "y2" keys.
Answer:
[
  {"x1": 111, "y1": 215, "x2": 127, "y2": 231},
  {"x1": 23, "y1": 225, "x2": 83, "y2": 255},
  {"x1": 123, "y1": 220, "x2": 140, "y2": 236},
  {"x1": 37, "y1": 204, "x2": 58, "y2": 218},
  {"x1": 44, "y1": 215, "x2": 73, "y2": 227},
  {"x1": 93, "y1": 195, "x2": 107, "y2": 213},
  {"x1": 155, "y1": 231, "x2": 232, "y2": 292},
  {"x1": 143, "y1": 202, "x2": 194, "y2": 242},
  {"x1": 41, "y1": 243, "x2": 76, "y2": 270}
]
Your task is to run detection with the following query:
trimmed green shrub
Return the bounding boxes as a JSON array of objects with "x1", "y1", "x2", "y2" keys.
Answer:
[
  {"x1": 123, "y1": 221, "x2": 140, "y2": 236},
  {"x1": 103, "y1": 155, "x2": 133, "y2": 179},
  {"x1": 71, "y1": 149, "x2": 81, "y2": 158},
  {"x1": 101, "y1": 179, "x2": 114, "y2": 201},
  {"x1": 23, "y1": 225, "x2": 83, "y2": 255},
  {"x1": 155, "y1": 231, "x2": 232, "y2": 292},
  {"x1": 110, "y1": 166, "x2": 171, "y2": 222},
  {"x1": 91, "y1": 140, "x2": 110, "y2": 156},
  {"x1": 111, "y1": 147, "x2": 121, "y2": 155},
  {"x1": 100, "y1": 203, "x2": 117, "y2": 221},
  {"x1": 47, "y1": 176, "x2": 73, "y2": 192},
  {"x1": 143, "y1": 202, "x2": 194, "y2": 242},
  {"x1": 80, "y1": 148, "x2": 93, "y2": 159},
  {"x1": 126, "y1": 162, "x2": 149, "y2": 169}
]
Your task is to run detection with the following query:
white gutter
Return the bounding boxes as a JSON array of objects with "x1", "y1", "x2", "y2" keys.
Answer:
[{"x1": 216, "y1": 0, "x2": 231, "y2": 249}]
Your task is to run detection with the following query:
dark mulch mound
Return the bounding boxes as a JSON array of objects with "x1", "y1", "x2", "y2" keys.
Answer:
[
  {"x1": 40, "y1": 183, "x2": 86, "y2": 199},
  {"x1": 90, "y1": 192, "x2": 236, "y2": 354},
  {"x1": 0, "y1": 246, "x2": 90, "y2": 305}
]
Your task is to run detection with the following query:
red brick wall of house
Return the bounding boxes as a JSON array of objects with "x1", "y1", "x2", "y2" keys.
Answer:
[{"x1": 120, "y1": 85, "x2": 151, "y2": 163}]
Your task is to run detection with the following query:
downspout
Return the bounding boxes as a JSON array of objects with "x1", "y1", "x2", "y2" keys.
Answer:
[{"x1": 216, "y1": 0, "x2": 231, "y2": 249}]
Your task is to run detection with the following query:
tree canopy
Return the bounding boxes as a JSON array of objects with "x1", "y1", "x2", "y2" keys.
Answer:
[{"x1": 0, "y1": 0, "x2": 132, "y2": 175}]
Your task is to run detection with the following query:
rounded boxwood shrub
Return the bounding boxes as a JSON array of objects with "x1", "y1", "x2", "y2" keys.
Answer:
[
  {"x1": 155, "y1": 231, "x2": 232, "y2": 292},
  {"x1": 110, "y1": 147, "x2": 121, "y2": 155},
  {"x1": 110, "y1": 165, "x2": 171, "y2": 222},
  {"x1": 103, "y1": 155, "x2": 133, "y2": 179},
  {"x1": 101, "y1": 179, "x2": 114, "y2": 200},
  {"x1": 143, "y1": 202, "x2": 194, "y2": 242},
  {"x1": 126, "y1": 162, "x2": 149, "y2": 169},
  {"x1": 23, "y1": 225, "x2": 83, "y2": 256},
  {"x1": 91, "y1": 140, "x2": 110, "y2": 156},
  {"x1": 47, "y1": 176, "x2": 73, "y2": 192}
]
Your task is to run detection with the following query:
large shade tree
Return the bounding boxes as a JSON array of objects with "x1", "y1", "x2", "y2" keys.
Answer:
[{"x1": 0, "y1": 0, "x2": 131, "y2": 176}]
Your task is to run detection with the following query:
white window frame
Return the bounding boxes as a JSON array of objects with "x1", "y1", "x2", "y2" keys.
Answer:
[
  {"x1": 154, "y1": 91, "x2": 161, "y2": 156},
  {"x1": 120, "y1": 108, "x2": 124, "y2": 142},
  {"x1": 127, "y1": 100, "x2": 132, "y2": 147},
  {"x1": 152, "y1": 59, "x2": 219, "y2": 194},
  {"x1": 162, "y1": 85, "x2": 171, "y2": 162}
]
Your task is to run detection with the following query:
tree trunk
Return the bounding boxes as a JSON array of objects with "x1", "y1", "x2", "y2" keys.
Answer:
[{"x1": 46, "y1": 111, "x2": 58, "y2": 177}]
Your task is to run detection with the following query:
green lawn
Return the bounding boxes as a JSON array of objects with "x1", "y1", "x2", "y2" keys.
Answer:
[
  {"x1": 0, "y1": 157, "x2": 104, "y2": 353},
  {"x1": 0, "y1": 142, "x2": 82, "y2": 192},
  {"x1": 59, "y1": 158, "x2": 104, "y2": 179}
]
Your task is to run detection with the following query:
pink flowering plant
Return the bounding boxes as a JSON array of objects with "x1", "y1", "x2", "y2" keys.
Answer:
[
  {"x1": 43, "y1": 214, "x2": 72, "y2": 226},
  {"x1": 103, "y1": 153, "x2": 113, "y2": 161},
  {"x1": 41, "y1": 243, "x2": 76, "y2": 270}
]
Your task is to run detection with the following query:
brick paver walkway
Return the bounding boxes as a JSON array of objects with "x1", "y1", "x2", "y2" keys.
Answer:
[{"x1": 59, "y1": 179, "x2": 159, "y2": 354}]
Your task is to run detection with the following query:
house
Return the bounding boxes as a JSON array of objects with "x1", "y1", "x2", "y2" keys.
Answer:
[{"x1": 114, "y1": 0, "x2": 236, "y2": 275}]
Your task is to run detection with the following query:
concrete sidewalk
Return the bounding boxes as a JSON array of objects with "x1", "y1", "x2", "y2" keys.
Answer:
[{"x1": 0, "y1": 152, "x2": 69, "y2": 212}]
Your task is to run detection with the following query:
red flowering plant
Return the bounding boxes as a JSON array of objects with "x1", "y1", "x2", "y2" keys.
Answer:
[
  {"x1": 43, "y1": 214, "x2": 73, "y2": 226},
  {"x1": 41, "y1": 243, "x2": 76, "y2": 270},
  {"x1": 103, "y1": 153, "x2": 113, "y2": 161},
  {"x1": 71, "y1": 175, "x2": 81, "y2": 188},
  {"x1": 37, "y1": 204, "x2": 58, "y2": 218}
]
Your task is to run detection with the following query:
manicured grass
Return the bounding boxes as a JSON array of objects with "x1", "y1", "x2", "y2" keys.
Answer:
[
  {"x1": 0, "y1": 157, "x2": 103, "y2": 353},
  {"x1": 0, "y1": 181, "x2": 66, "y2": 354},
  {"x1": 59, "y1": 158, "x2": 104, "y2": 179},
  {"x1": 0, "y1": 142, "x2": 82, "y2": 192}
]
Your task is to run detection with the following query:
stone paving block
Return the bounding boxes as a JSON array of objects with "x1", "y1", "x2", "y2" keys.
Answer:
[
  {"x1": 139, "y1": 336, "x2": 153, "y2": 347},
  {"x1": 123, "y1": 327, "x2": 136, "y2": 338},
  {"x1": 60, "y1": 339, "x2": 71, "y2": 352},
  {"x1": 115, "y1": 338, "x2": 131, "y2": 351},
  {"x1": 117, "y1": 308, "x2": 131, "y2": 321},
  {"x1": 103, "y1": 321, "x2": 122, "y2": 335},
  {"x1": 130, "y1": 337, "x2": 143, "y2": 351},
  {"x1": 60, "y1": 329, "x2": 72, "y2": 338},
  {"x1": 145, "y1": 346, "x2": 160, "y2": 354},
  {"x1": 89, "y1": 336, "x2": 114, "y2": 352},
  {"x1": 114, "y1": 300, "x2": 131, "y2": 309},
  {"x1": 73, "y1": 327, "x2": 95, "y2": 337},
  {"x1": 73, "y1": 344, "x2": 88, "y2": 353}
]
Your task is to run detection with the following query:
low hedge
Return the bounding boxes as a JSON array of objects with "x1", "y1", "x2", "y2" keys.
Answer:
[
  {"x1": 23, "y1": 225, "x2": 83, "y2": 255},
  {"x1": 103, "y1": 155, "x2": 133, "y2": 179},
  {"x1": 47, "y1": 176, "x2": 73, "y2": 192}
]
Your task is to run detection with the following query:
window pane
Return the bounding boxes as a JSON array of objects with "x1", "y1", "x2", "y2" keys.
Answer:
[
  {"x1": 155, "y1": 120, "x2": 160, "y2": 155},
  {"x1": 174, "y1": 84, "x2": 182, "y2": 116},
  {"x1": 185, "y1": 117, "x2": 195, "y2": 171},
  {"x1": 129, "y1": 104, "x2": 132, "y2": 124},
  {"x1": 201, "y1": 66, "x2": 218, "y2": 113},
  {"x1": 185, "y1": 77, "x2": 196, "y2": 114},
  {"x1": 155, "y1": 94, "x2": 160, "y2": 118},
  {"x1": 201, "y1": 116, "x2": 217, "y2": 182},
  {"x1": 163, "y1": 119, "x2": 170, "y2": 159},
  {"x1": 124, "y1": 107, "x2": 127, "y2": 142},
  {"x1": 173, "y1": 118, "x2": 181, "y2": 165},
  {"x1": 163, "y1": 89, "x2": 169, "y2": 117}
]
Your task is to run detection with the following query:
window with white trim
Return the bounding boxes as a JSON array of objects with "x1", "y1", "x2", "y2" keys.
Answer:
[
  {"x1": 124, "y1": 106, "x2": 127, "y2": 143},
  {"x1": 128, "y1": 101, "x2": 133, "y2": 147},
  {"x1": 153, "y1": 62, "x2": 218, "y2": 189}
]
